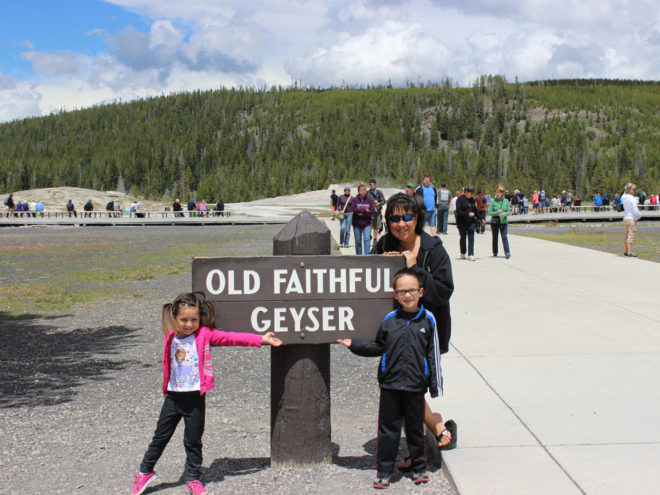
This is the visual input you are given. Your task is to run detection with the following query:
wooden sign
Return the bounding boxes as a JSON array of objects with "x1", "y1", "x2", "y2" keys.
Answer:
[{"x1": 192, "y1": 255, "x2": 406, "y2": 344}]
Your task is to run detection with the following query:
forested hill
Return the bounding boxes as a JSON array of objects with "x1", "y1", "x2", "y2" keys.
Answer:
[{"x1": 2, "y1": 76, "x2": 660, "y2": 203}]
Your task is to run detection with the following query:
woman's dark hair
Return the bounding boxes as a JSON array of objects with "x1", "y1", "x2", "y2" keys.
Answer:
[
  {"x1": 384, "y1": 192, "x2": 425, "y2": 235},
  {"x1": 161, "y1": 291, "x2": 215, "y2": 335}
]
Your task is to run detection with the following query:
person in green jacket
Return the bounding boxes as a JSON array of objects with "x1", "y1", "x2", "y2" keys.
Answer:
[{"x1": 488, "y1": 185, "x2": 511, "y2": 258}]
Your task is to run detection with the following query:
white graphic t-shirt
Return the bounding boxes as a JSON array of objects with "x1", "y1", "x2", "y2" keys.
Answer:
[{"x1": 168, "y1": 334, "x2": 200, "y2": 392}]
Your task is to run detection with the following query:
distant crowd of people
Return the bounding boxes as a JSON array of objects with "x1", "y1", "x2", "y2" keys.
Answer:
[{"x1": 168, "y1": 198, "x2": 225, "y2": 217}]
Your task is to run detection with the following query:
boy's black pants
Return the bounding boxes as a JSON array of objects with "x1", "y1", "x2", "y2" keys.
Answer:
[
  {"x1": 140, "y1": 391, "x2": 206, "y2": 481},
  {"x1": 376, "y1": 388, "x2": 427, "y2": 476}
]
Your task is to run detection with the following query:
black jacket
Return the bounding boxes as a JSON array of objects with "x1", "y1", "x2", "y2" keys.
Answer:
[
  {"x1": 372, "y1": 231, "x2": 453, "y2": 354},
  {"x1": 456, "y1": 194, "x2": 478, "y2": 226},
  {"x1": 349, "y1": 304, "x2": 441, "y2": 397}
]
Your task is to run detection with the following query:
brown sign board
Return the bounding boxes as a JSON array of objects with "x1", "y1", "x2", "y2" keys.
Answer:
[{"x1": 192, "y1": 255, "x2": 407, "y2": 344}]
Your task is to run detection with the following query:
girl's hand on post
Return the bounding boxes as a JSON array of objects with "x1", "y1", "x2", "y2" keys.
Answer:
[
  {"x1": 262, "y1": 332, "x2": 283, "y2": 346},
  {"x1": 336, "y1": 339, "x2": 352, "y2": 347}
]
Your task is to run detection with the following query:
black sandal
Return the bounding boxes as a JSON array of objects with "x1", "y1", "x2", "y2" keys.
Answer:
[{"x1": 437, "y1": 420, "x2": 457, "y2": 451}]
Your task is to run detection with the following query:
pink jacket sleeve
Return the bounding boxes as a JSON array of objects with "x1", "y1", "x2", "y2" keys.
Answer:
[{"x1": 207, "y1": 328, "x2": 263, "y2": 347}]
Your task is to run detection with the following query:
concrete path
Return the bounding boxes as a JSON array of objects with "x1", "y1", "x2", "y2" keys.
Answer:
[{"x1": 325, "y1": 219, "x2": 660, "y2": 495}]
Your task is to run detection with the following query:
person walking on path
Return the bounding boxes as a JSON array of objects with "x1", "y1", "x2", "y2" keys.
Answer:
[
  {"x1": 337, "y1": 187, "x2": 353, "y2": 248},
  {"x1": 415, "y1": 175, "x2": 438, "y2": 236},
  {"x1": 329, "y1": 189, "x2": 339, "y2": 220},
  {"x1": 337, "y1": 268, "x2": 441, "y2": 489},
  {"x1": 367, "y1": 179, "x2": 386, "y2": 244},
  {"x1": 488, "y1": 185, "x2": 511, "y2": 258},
  {"x1": 436, "y1": 182, "x2": 451, "y2": 235},
  {"x1": 131, "y1": 292, "x2": 281, "y2": 495},
  {"x1": 474, "y1": 189, "x2": 488, "y2": 234},
  {"x1": 349, "y1": 183, "x2": 376, "y2": 255},
  {"x1": 455, "y1": 185, "x2": 478, "y2": 261},
  {"x1": 622, "y1": 183, "x2": 642, "y2": 257},
  {"x1": 371, "y1": 193, "x2": 456, "y2": 461}
]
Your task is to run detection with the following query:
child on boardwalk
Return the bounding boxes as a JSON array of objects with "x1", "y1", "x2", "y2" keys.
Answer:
[
  {"x1": 337, "y1": 268, "x2": 442, "y2": 489},
  {"x1": 131, "y1": 292, "x2": 282, "y2": 495}
]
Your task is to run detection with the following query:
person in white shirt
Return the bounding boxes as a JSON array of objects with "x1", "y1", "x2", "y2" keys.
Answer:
[{"x1": 621, "y1": 182, "x2": 642, "y2": 257}]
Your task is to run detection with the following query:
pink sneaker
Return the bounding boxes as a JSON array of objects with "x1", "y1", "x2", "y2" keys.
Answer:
[
  {"x1": 187, "y1": 480, "x2": 207, "y2": 495},
  {"x1": 131, "y1": 471, "x2": 157, "y2": 495}
]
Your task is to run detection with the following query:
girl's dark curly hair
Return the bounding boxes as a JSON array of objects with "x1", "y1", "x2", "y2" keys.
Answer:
[{"x1": 161, "y1": 291, "x2": 215, "y2": 335}]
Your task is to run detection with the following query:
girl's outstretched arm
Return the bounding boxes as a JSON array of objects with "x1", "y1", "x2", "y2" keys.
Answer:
[{"x1": 262, "y1": 332, "x2": 283, "y2": 346}]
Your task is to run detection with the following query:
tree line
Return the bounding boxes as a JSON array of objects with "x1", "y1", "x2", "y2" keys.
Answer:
[{"x1": 1, "y1": 76, "x2": 659, "y2": 203}]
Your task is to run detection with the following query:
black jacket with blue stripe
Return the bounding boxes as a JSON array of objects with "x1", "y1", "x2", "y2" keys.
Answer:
[{"x1": 349, "y1": 304, "x2": 442, "y2": 398}]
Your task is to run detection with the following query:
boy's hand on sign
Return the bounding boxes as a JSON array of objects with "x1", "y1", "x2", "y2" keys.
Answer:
[
  {"x1": 336, "y1": 339, "x2": 352, "y2": 347},
  {"x1": 262, "y1": 332, "x2": 283, "y2": 346}
]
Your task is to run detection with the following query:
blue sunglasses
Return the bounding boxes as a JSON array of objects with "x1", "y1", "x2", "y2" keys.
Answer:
[{"x1": 389, "y1": 214, "x2": 415, "y2": 223}]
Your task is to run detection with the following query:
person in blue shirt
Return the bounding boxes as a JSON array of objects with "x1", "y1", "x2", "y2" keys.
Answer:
[{"x1": 414, "y1": 175, "x2": 437, "y2": 236}]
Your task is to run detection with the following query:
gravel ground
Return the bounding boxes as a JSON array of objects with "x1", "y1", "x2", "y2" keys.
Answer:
[{"x1": 0, "y1": 226, "x2": 454, "y2": 495}]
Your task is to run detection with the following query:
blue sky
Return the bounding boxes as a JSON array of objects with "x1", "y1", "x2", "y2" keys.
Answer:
[
  {"x1": 0, "y1": 1, "x2": 151, "y2": 78},
  {"x1": 2, "y1": 0, "x2": 660, "y2": 122}
]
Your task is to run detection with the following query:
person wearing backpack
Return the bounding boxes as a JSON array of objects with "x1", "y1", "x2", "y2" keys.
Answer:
[{"x1": 436, "y1": 182, "x2": 451, "y2": 235}]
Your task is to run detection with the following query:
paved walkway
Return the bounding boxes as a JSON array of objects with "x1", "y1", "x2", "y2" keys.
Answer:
[{"x1": 325, "y1": 219, "x2": 660, "y2": 494}]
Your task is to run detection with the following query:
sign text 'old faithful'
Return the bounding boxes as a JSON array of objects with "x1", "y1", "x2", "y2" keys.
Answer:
[{"x1": 192, "y1": 255, "x2": 406, "y2": 344}]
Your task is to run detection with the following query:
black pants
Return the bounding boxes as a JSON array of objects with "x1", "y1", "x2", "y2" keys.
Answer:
[
  {"x1": 140, "y1": 392, "x2": 206, "y2": 481},
  {"x1": 457, "y1": 222, "x2": 475, "y2": 256},
  {"x1": 376, "y1": 388, "x2": 426, "y2": 476}
]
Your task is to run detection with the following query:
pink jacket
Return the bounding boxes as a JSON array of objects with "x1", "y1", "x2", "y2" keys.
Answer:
[{"x1": 162, "y1": 326, "x2": 262, "y2": 396}]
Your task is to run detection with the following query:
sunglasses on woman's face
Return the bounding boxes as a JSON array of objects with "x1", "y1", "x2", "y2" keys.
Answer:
[{"x1": 390, "y1": 214, "x2": 415, "y2": 223}]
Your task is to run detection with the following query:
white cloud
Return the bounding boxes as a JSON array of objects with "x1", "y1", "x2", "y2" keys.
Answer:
[{"x1": 3, "y1": 0, "x2": 660, "y2": 122}]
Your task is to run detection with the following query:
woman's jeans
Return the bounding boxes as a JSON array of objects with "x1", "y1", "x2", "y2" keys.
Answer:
[
  {"x1": 457, "y1": 222, "x2": 475, "y2": 256},
  {"x1": 491, "y1": 223, "x2": 510, "y2": 255},
  {"x1": 340, "y1": 214, "x2": 353, "y2": 246},
  {"x1": 353, "y1": 225, "x2": 372, "y2": 255}
]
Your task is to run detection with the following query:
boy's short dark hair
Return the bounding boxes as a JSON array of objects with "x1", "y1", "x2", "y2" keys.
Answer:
[{"x1": 392, "y1": 267, "x2": 421, "y2": 289}]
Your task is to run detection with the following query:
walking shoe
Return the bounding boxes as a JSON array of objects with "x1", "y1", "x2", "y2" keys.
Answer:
[
  {"x1": 412, "y1": 472, "x2": 430, "y2": 484},
  {"x1": 187, "y1": 480, "x2": 207, "y2": 495},
  {"x1": 626, "y1": 253, "x2": 637, "y2": 257},
  {"x1": 468, "y1": 255, "x2": 475, "y2": 261},
  {"x1": 492, "y1": 254, "x2": 497, "y2": 257},
  {"x1": 372, "y1": 474, "x2": 391, "y2": 489},
  {"x1": 460, "y1": 254, "x2": 466, "y2": 260},
  {"x1": 505, "y1": 253, "x2": 511, "y2": 259},
  {"x1": 131, "y1": 472, "x2": 157, "y2": 495}
]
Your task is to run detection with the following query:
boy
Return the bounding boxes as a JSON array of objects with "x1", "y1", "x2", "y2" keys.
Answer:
[{"x1": 337, "y1": 268, "x2": 442, "y2": 489}]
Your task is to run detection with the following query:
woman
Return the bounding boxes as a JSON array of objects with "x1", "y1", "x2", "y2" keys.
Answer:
[
  {"x1": 336, "y1": 187, "x2": 353, "y2": 248},
  {"x1": 371, "y1": 192, "x2": 456, "y2": 458},
  {"x1": 455, "y1": 185, "x2": 478, "y2": 261},
  {"x1": 349, "y1": 183, "x2": 376, "y2": 255},
  {"x1": 622, "y1": 183, "x2": 642, "y2": 257},
  {"x1": 488, "y1": 185, "x2": 511, "y2": 258}
]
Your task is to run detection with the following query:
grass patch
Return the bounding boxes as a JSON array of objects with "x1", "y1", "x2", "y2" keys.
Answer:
[{"x1": 520, "y1": 229, "x2": 660, "y2": 262}]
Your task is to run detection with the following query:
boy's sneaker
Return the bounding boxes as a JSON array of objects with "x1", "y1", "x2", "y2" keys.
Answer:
[
  {"x1": 412, "y1": 472, "x2": 430, "y2": 484},
  {"x1": 187, "y1": 479, "x2": 208, "y2": 495},
  {"x1": 372, "y1": 474, "x2": 391, "y2": 489},
  {"x1": 131, "y1": 472, "x2": 157, "y2": 495}
]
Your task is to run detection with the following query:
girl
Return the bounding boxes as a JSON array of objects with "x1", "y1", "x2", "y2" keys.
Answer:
[{"x1": 131, "y1": 292, "x2": 282, "y2": 495}]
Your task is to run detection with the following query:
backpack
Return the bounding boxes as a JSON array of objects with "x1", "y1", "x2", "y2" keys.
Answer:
[{"x1": 3, "y1": 197, "x2": 8, "y2": 206}]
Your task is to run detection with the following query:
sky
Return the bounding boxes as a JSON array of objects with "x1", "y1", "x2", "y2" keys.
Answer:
[{"x1": 2, "y1": 0, "x2": 660, "y2": 122}]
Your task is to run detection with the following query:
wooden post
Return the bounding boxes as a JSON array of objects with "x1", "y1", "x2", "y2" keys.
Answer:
[{"x1": 271, "y1": 211, "x2": 333, "y2": 466}]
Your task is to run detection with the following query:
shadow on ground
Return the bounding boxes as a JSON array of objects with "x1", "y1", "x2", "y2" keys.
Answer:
[{"x1": 0, "y1": 311, "x2": 140, "y2": 408}]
